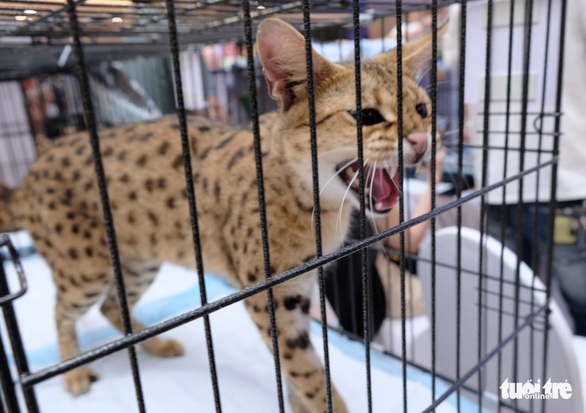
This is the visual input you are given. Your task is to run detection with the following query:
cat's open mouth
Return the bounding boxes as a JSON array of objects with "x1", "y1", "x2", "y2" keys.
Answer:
[{"x1": 336, "y1": 160, "x2": 399, "y2": 214}]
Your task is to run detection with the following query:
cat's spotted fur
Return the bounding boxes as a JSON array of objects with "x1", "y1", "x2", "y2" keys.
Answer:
[{"x1": 0, "y1": 19, "x2": 439, "y2": 413}]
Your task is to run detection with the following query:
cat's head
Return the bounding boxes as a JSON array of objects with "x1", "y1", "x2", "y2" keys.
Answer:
[{"x1": 257, "y1": 18, "x2": 442, "y2": 216}]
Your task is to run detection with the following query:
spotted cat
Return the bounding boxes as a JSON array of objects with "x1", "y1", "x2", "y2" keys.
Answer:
[{"x1": 0, "y1": 18, "x2": 439, "y2": 413}]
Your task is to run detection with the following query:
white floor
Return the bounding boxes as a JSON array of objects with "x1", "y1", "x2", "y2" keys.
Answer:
[{"x1": 0, "y1": 251, "x2": 479, "y2": 413}]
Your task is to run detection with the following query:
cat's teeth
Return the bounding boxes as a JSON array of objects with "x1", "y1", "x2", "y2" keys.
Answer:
[{"x1": 375, "y1": 202, "x2": 384, "y2": 211}]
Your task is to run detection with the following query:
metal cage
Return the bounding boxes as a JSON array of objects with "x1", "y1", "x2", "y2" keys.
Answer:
[{"x1": 0, "y1": 0, "x2": 573, "y2": 412}]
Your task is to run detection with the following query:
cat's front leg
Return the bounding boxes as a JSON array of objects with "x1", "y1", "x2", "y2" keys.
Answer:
[{"x1": 242, "y1": 275, "x2": 348, "y2": 413}]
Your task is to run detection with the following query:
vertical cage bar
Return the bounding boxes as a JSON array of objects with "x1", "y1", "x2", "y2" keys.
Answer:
[
  {"x1": 241, "y1": 3, "x2": 285, "y2": 411},
  {"x1": 0, "y1": 253, "x2": 38, "y2": 412},
  {"x1": 64, "y1": 1, "x2": 146, "y2": 411},
  {"x1": 532, "y1": 1, "x2": 555, "y2": 272},
  {"x1": 164, "y1": 1, "x2": 223, "y2": 411},
  {"x1": 0, "y1": 280, "x2": 20, "y2": 413},
  {"x1": 393, "y1": 1, "x2": 408, "y2": 411},
  {"x1": 513, "y1": 2, "x2": 535, "y2": 406},
  {"x1": 351, "y1": 1, "x2": 373, "y2": 411},
  {"x1": 456, "y1": 0, "x2": 468, "y2": 409},
  {"x1": 496, "y1": 1, "x2": 517, "y2": 409},
  {"x1": 532, "y1": 1, "x2": 555, "y2": 412},
  {"x1": 429, "y1": 0, "x2": 438, "y2": 404},
  {"x1": 0, "y1": 331, "x2": 19, "y2": 413},
  {"x1": 478, "y1": 0, "x2": 493, "y2": 409},
  {"x1": 299, "y1": 3, "x2": 334, "y2": 412},
  {"x1": 542, "y1": 0, "x2": 568, "y2": 411}
]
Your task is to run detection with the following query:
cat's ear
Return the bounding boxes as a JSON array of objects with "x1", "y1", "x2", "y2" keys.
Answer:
[
  {"x1": 257, "y1": 18, "x2": 336, "y2": 110},
  {"x1": 371, "y1": 20, "x2": 449, "y2": 76}
]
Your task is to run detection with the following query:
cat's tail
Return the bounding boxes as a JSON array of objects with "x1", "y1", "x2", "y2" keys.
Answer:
[{"x1": 0, "y1": 183, "x2": 19, "y2": 232}]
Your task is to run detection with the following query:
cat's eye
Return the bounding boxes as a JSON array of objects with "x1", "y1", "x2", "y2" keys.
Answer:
[
  {"x1": 350, "y1": 109, "x2": 386, "y2": 126},
  {"x1": 416, "y1": 103, "x2": 428, "y2": 118}
]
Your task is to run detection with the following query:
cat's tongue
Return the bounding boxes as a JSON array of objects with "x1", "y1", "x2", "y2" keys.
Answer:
[{"x1": 366, "y1": 166, "x2": 399, "y2": 212}]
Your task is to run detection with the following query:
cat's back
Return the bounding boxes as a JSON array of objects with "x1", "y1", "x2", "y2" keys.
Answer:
[{"x1": 18, "y1": 115, "x2": 248, "y2": 235}]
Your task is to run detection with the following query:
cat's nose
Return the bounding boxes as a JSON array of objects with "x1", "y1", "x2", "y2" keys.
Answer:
[{"x1": 406, "y1": 132, "x2": 428, "y2": 159}]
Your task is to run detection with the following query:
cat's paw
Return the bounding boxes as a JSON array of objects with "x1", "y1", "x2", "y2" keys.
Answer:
[
  {"x1": 64, "y1": 367, "x2": 98, "y2": 396},
  {"x1": 143, "y1": 338, "x2": 184, "y2": 357}
]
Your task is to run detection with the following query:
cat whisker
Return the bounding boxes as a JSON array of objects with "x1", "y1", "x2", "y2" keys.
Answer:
[
  {"x1": 416, "y1": 66, "x2": 433, "y2": 85},
  {"x1": 369, "y1": 161, "x2": 400, "y2": 267},
  {"x1": 422, "y1": 80, "x2": 451, "y2": 92},
  {"x1": 442, "y1": 167, "x2": 473, "y2": 191},
  {"x1": 441, "y1": 128, "x2": 463, "y2": 137},
  {"x1": 390, "y1": 175, "x2": 404, "y2": 198},
  {"x1": 296, "y1": 147, "x2": 357, "y2": 190},
  {"x1": 383, "y1": 159, "x2": 397, "y2": 179},
  {"x1": 336, "y1": 168, "x2": 359, "y2": 243},
  {"x1": 430, "y1": 146, "x2": 473, "y2": 191},
  {"x1": 336, "y1": 158, "x2": 368, "y2": 243},
  {"x1": 319, "y1": 157, "x2": 358, "y2": 197},
  {"x1": 310, "y1": 157, "x2": 359, "y2": 233},
  {"x1": 368, "y1": 160, "x2": 381, "y2": 236},
  {"x1": 384, "y1": 160, "x2": 404, "y2": 198},
  {"x1": 441, "y1": 142, "x2": 469, "y2": 156}
]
